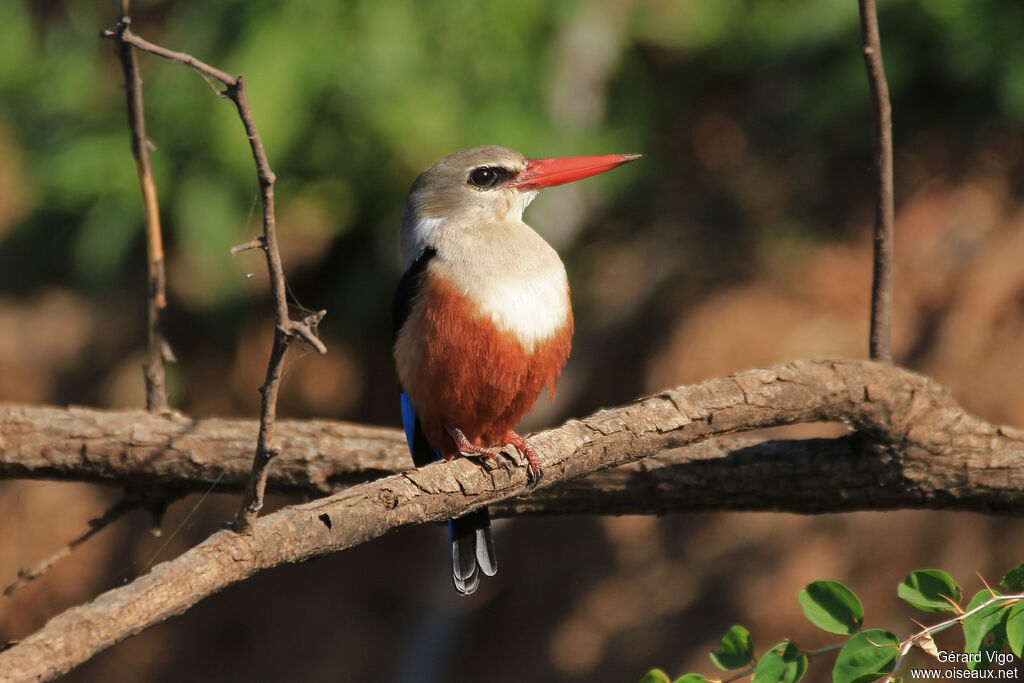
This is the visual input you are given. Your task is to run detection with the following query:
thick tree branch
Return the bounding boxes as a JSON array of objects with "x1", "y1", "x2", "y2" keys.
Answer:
[
  {"x1": 0, "y1": 404, "x2": 405, "y2": 494},
  {"x1": 2, "y1": 358, "x2": 1024, "y2": 515},
  {"x1": 1, "y1": 359, "x2": 1023, "y2": 681}
]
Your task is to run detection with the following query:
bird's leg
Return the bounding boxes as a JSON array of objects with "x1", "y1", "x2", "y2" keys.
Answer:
[
  {"x1": 502, "y1": 431, "x2": 543, "y2": 484},
  {"x1": 447, "y1": 425, "x2": 512, "y2": 473}
]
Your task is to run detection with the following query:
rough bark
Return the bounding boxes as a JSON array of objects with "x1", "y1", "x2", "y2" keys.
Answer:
[
  {"x1": 0, "y1": 404, "x2": 402, "y2": 494},
  {"x1": 2, "y1": 358, "x2": 1024, "y2": 518},
  {"x1": 2, "y1": 359, "x2": 1024, "y2": 681}
]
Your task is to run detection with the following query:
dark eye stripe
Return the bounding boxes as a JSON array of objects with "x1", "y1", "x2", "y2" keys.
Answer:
[{"x1": 468, "y1": 166, "x2": 513, "y2": 189}]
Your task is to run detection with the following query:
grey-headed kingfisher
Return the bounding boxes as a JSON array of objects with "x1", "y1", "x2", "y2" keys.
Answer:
[{"x1": 392, "y1": 145, "x2": 639, "y2": 594}]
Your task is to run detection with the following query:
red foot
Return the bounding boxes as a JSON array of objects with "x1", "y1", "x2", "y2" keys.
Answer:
[
  {"x1": 446, "y1": 425, "x2": 511, "y2": 473},
  {"x1": 503, "y1": 431, "x2": 543, "y2": 484}
]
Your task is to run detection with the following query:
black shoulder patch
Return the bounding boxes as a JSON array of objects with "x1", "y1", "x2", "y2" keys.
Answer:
[{"x1": 392, "y1": 247, "x2": 437, "y2": 343}]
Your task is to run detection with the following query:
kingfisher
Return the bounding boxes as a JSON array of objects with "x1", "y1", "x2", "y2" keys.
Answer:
[{"x1": 392, "y1": 145, "x2": 639, "y2": 595}]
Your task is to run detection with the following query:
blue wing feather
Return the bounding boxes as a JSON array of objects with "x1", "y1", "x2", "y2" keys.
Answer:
[
  {"x1": 400, "y1": 391, "x2": 417, "y2": 453},
  {"x1": 400, "y1": 391, "x2": 441, "y2": 466}
]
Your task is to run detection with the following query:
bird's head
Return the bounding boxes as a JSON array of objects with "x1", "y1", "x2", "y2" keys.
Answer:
[{"x1": 400, "y1": 145, "x2": 639, "y2": 268}]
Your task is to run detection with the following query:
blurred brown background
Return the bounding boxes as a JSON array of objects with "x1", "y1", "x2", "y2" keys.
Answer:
[{"x1": 1, "y1": 0, "x2": 1023, "y2": 680}]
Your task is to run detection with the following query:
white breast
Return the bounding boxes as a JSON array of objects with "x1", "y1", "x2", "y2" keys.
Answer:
[
  {"x1": 431, "y1": 220, "x2": 571, "y2": 351},
  {"x1": 469, "y1": 266, "x2": 570, "y2": 349}
]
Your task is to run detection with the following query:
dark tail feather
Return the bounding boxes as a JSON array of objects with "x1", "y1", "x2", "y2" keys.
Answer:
[
  {"x1": 449, "y1": 507, "x2": 496, "y2": 595},
  {"x1": 475, "y1": 523, "x2": 497, "y2": 576}
]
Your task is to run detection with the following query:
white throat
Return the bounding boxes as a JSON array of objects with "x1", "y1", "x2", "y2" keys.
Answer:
[
  {"x1": 401, "y1": 189, "x2": 538, "y2": 270},
  {"x1": 402, "y1": 216, "x2": 442, "y2": 270}
]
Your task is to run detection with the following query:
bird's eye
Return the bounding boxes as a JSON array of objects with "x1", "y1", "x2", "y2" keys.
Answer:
[{"x1": 468, "y1": 167, "x2": 502, "y2": 189}]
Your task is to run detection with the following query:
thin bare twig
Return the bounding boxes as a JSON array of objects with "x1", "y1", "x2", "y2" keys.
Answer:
[
  {"x1": 3, "y1": 497, "x2": 132, "y2": 597},
  {"x1": 294, "y1": 310, "x2": 328, "y2": 354},
  {"x1": 102, "y1": 23, "x2": 327, "y2": 533},
  {"x1": 229, "y1": 238, "x2": 265, "y2": 255},
  {"x1": 100, "y1": 26, "x2": 236, "y2": 85},
  {"x1": 858, "y1": 0, "x2": 895, "y2": 362},
  {"x1": 222, "y1": 73, "x2": 300, "y2": 532},
  {"x1": 3, "y1": 490, "x2": 175, "y2": 596},
  {"x1": 108, "y1": 13, "x2": 174, "y2": 411}
]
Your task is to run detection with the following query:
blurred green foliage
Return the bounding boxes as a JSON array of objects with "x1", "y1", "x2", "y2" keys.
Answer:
[{"x1": 0, "y1": 0, "x2": 1022, "y2": 349}]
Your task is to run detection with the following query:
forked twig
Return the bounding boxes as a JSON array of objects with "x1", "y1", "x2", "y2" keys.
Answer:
[
  {"x1": 101, "y1": 20, "x2": 327, "y2": 534},
  {"x1": 858, "y1": 0, "x2": 895, "y2": 362}
]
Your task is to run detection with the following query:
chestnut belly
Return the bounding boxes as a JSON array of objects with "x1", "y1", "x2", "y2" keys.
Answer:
[{"x1": 398, "y1": 275, "x2": 572, "y2": 458}]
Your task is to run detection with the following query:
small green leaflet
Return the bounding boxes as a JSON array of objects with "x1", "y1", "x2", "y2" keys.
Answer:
[
  {"x1": 832, "y1": 629, "x2": 900, "y2": 683},
  {"x1": 710, "y1": 625, "x2": 754, "y2": 670},
  {"x1": 898, "y1": 569, "x2": 962, "y2": 612},
  {"x1": 962, "y1": 589, "x2": 1010, "y2": 669},
  {"x1": 1007, "y1": 602, "x2": 1024, "y2": 659},
  {"x1": 1001, "y1": 562, "x2": 1024, "y2": 592},
  {"x1": 752, "y1": 642, "x2": 807, "y2": 683},
  {"x1": 638, "y1": 670, "x2": 671, "y2": 683},
  {"x1": 798, "y1": 580, "x2": 864, "y2": 635},
  {"x1": 674, "y1": 675, "x2": 713, "y2": 683}
]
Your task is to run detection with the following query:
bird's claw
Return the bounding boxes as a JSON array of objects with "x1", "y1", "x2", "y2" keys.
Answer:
[
  {"x1": 448, "y1": 425, "x2": 508, "y2": 473},
  {"x1": 447, "y1": 426, "x2": 540, "y2": 481},
  {"x1": 502, "y1": 431, "x2": 543, "y2": 486},
  {"x1": 464, "y1": 450, "x2": 501, "y2": 471}
]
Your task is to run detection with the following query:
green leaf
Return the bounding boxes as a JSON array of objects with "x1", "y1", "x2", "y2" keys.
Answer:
[
  {"x1": 1007, "y1": 602, "x2": 1024, "y2": 658},
  {"x1": 674, "y1": 675, "x2": 713, "y2": 683},
  {"x1": 833, "y1": 629, "x2": 900, "y2": 683},
  {"x1": 1001, "y1": 563, "x2": 1024, "y2": 592},
  {"x1": 638, "y1": 670, "x2": 672, "y2": 683},
  {"x1": 710, "y1": 625, "x2": 755, "y2": 670},
  {"x1": 898, "y1": 570, "x2": 962, "y2": 612},
  {"x1": 752, "y1": 642, "x2": 807, "y2": 683},
  {"x1": 963, "y1": 589, "x2": 1010, "y2": 669},
  {"x1": 799, "y1": 580, "x2": 864, "y2": 635}
]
